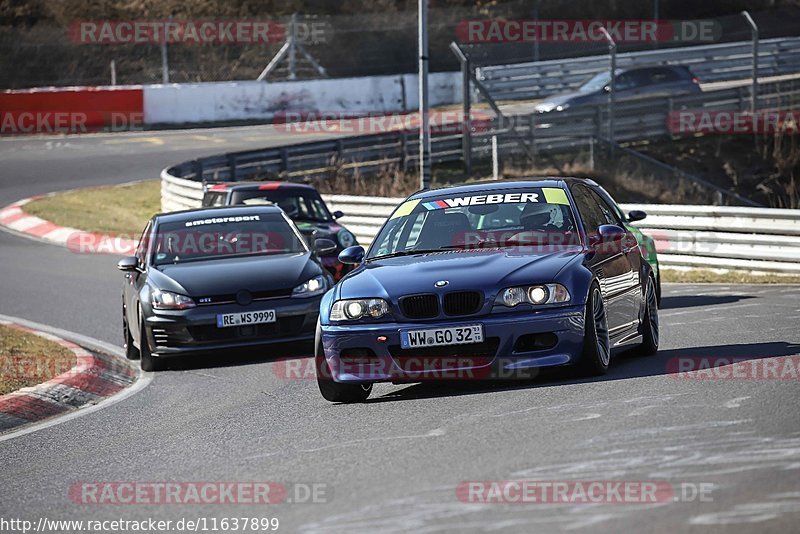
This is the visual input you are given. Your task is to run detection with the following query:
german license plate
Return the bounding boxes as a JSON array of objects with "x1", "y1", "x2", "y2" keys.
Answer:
[
  {"x1": 217, "y1": 309, "x2": 276, "y2": 328},
  {"x1": 400, "y1": 324, "x2": 483, "y2": 349}
]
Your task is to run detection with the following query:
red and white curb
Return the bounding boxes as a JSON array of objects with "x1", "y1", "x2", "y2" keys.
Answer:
[
  {"x1": 0, "y1": 320, "x2": 138, "y2": 433},
  {"x1": 0, "y1": 196, "x2": 138, "y2": 254}
]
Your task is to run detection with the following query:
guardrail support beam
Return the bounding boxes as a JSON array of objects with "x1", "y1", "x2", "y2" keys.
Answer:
[{"x1": 741, "y1": 11, "x2": 759, "y2": 113}]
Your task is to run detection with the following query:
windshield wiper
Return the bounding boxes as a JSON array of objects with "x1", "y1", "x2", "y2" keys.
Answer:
[{"x1": 367, "y1": 248, "x2": 452, "y2": 261}]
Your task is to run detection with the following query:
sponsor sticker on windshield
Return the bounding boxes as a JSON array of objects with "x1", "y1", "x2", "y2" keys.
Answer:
[{"x1": 184, "y1": 215, "x2": 261, "y2": 227}]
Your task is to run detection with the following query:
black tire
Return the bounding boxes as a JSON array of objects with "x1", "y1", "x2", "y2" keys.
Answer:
[
  {"x1": 580, "y1": 283, "x2": 611, "y2": 376},
  {"x1": 140, "y1": 321, "x2": 164, "y2": 372},
  {"x1": 636, "y1": 275, "x2": 660, "y2": 356},
  {"x1": 315, "y1": 336, "x2": 371, "y2": 403},
  {"x1": 122, "y1": 304, "x2": 140, "y2": 360}
]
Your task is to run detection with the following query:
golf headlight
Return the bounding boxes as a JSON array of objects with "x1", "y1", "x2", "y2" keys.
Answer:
[
  {"x1": 293, "y1": 275, "x2": 327, "y2": 297},
  {"x1": 151, "y1": 289, "x2": 195, "y2": 310},
  {"x1": 499, "y1": 284, "x2": 570, "y2": 307},
  {"x1": 337, "y1": 230, "x2": 356, "y2": 248},
  {"x1": 331, "y1": 298, "x2": 389, "y2": 321}
]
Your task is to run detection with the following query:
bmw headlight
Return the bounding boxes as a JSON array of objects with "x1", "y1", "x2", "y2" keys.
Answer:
[
  {"x1": 331, "y1": 298, "x2": 389, "y2": 321},
  {"x1": 293, "y1": 275, "x2": 328, "y2": 297},
  {"x1": 151, "y1": 289, "x2": 196, "y2": 310},
  {"x1": 498, "y1": 284, "x2": 570, "y2": 307},
  {"x1": 337, "y1": 230, "x2": 356, "y2": 248}
]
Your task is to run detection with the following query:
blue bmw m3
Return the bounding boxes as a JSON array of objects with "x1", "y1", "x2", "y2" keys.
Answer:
[{"x1": 315, "y1": 178, "x2": 659, "y2": 402}]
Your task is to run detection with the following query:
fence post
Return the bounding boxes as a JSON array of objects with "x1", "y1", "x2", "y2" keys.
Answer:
[
  {"x1": 742, "y1": 11, "x2": 759, "y2": 112},
  {"x1": 599, "y1": 27, "x2": 617, "y2": 158},
  {"x1": 160, "y1": 17, "x2": 171, "y2": 84},
  {"x1": 491, "y1": 136, "x2": 500, "y2": 180},
  {"x1": 228, "y1": 155, "x2": 237, "y2": 181},
  {"x1": 450, "y1": 42, "x2": 472, "y2": 176}
]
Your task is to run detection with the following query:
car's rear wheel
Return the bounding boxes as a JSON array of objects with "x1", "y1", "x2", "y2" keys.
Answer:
[
  {"x1": 580, "y1": 283, "x2": 610, "y2": 375},
  {"x1": 315, "y1": 337, "x2": 372, "y2": 403},
  {"x1": 122, "y1": 304, "x2": 139, "y2": 360},
  {"x1": 140, "y1": 321, "x2": 164, "y2": 372},
  {"x1": 636, "y1": 275, "x2": 660, "y2": 356}
]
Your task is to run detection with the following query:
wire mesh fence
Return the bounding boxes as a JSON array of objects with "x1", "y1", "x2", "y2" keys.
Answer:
[{"x1": 2, "y1": 2, "x2": 799, "y2": 89}]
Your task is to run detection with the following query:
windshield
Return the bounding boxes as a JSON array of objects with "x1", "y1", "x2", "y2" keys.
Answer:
[
  {"x1": 150, "y1": 213, "x2": 307, "y2": 265},
  {"x1": 232, "y1": 190, "x2": 332, "y2": 222},
  {"x1": 367, "y1": 188, "x2": 579, "y2": 259},
  {"x1": 579, "y1": 71, "x2": 611, "y2": 93}
]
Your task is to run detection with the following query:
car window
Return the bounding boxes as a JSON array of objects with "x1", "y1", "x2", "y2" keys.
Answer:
[
  {"x1": 615, "y1": 72, "x2": 640, "y2": 91},
  {"x1": 135, "y1": 221, "x2": 152, "y2": 268},
  {"x1": 570, "y1": 185, "x2": 607, "y2": 233},
  {"x1": 202, "y1": 192, "x2": 226, "y2": 207},
  {"x1": 151, "y1": 212, "x2": 307, "y2": 265},
  {"x1": 369, "y1": 188, "x2": 579, "y2": 257},
  {"x1": 648, "y1": 68, "x2": 682, "y2": 84},
  {"x1": 586, "y1": 188, "x2": 623, "y2": 226},
  {"x1": 233, "y1": 190, "x2": 332, "y2": 222}
]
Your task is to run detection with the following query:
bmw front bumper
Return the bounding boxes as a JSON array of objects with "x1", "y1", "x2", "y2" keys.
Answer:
[{"x1": 320, "y1": 305, "x2": 586, "y2": 382}]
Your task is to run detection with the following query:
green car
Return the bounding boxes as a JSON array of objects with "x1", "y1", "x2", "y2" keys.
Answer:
[{"x1": 592, "y1": 184, "x2": 661, "y2": 305}]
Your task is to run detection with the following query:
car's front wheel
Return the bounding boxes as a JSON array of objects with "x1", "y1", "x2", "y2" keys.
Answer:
[
  {"x1": 636, "y1": 275, "x2": 659, "y2": 356},
  {"x1": 140, "y1": 321, "x2": 164, "y2": 372},
  {"x1": 122, "y1": 304, "x2": 139, "y2": 360},
  {"x1": 315, "y1": 337, "x2": 372, "y2": 403},
  {"x1": 580, "y1": 283, "x2": 611, "y2": 375}
]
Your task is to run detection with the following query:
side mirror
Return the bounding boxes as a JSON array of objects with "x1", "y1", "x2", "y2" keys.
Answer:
[
  {"x1": 603, "y1": 85, "x2": 611, "y2": 93},
  {"x1": 314, "y1": 238, "x2": 337, "y2": 256},
  {"x1": 597, "y1": 224, "x2": 626, "y2": 242},
  {"x1": 627, "y1": 210, "x2": 647, "y2": 222},
  {"x1": 332, "y1": 210, "x2": 344, "y2": 220},
  {"x1": 117, "y1": 256, "x2": 139, "y2": 272},
  {"x1": 338, "y1": 245, "x2": 365, "y2": 265}
]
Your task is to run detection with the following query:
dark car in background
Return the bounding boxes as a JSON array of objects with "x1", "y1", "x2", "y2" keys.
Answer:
[
  {"x1": 202, "y1": 181, "x2": 358, "y2": 280},
  {"x1": 534, "y1": 65, "x2": 701, "y2": 113},
  {"x1": 118, "y1": 205, "x2": 336, "y2": 371}
]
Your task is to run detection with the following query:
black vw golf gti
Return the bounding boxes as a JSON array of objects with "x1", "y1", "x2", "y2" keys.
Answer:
[{"x1": 118, "y1": 205, "x2": 335, "y2": 371}]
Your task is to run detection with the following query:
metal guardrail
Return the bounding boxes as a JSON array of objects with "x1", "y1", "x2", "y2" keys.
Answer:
[
  {"x1": 163, "y1": 78, "x2": 800, "y2": 187},
  {"x1": 477, "y1": 37, "x2": 800, "y2": 101},
  {"x1": 321, "y1": 196, "x2": 800, "y2": 274},
  {"x1": 160, "y1": 179, "x2": 800, "y2": 274}
]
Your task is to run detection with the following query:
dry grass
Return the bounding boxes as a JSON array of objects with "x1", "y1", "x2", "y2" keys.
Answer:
[
  {"x1": 0, "y1": 324, "x2": 76, "y2": 396},
  {"x1": 24, "y1": 180, "x2": 161, "y2": 236},
  {"x1": 662, "y1": 268, "x2": 800, "y2": 285}
]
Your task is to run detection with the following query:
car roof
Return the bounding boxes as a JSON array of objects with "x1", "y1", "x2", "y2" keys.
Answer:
[
  {"x1": 205, "y1": 181, "x2": 315, "y2": 193},
  {"x1": 407, "y1": 177, "x2": 598, "y2": 200},
  {"x1": 153, "y1": 204, "x2": 284, "y2": 223}
]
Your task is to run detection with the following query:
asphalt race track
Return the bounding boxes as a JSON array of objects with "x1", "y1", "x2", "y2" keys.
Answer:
[{"x1": 1, "y1": 128, "x2": 800, "y2": 533}]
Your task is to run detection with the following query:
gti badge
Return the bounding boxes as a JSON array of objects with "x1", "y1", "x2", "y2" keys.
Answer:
[{"x1": 434, "y1": 280, "x2": 449, "y2": 287}]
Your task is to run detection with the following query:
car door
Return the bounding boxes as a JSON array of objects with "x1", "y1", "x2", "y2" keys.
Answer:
[
  {"x1": 570, "y1": 184, "x2": 627, "y2": 333},
  {"x1": 124, "y1": 220, "x2": 152, "y2": 346},
  {"x1": 587, "y1": 188, "x2": 644, "y2": 332}
]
